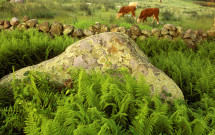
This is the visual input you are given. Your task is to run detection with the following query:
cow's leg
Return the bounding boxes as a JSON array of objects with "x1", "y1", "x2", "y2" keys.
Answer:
[
  {"x1": 155, "y1": 15, "x2": 159, "y2": 24},
  {"x1": 131, "y1": 11, "x2": 136, "y2": 20},
  {"x1": 151, "y1": 15, "x2": 155, "y2": 24}
]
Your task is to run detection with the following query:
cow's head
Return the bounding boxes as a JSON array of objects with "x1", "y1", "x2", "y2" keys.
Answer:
[{"x1": 137, "y1": 18, "x2": 141, "y2": 23}]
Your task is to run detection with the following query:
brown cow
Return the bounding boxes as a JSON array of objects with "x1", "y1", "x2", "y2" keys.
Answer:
[
  {"x1": 137, "y1": 8, "x2": 159, "y2": 24},
  {"x1": 116, "y1": 6, "x2": 137, "y2": 20}
]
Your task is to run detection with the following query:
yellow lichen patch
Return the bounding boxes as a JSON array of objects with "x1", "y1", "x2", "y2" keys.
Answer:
[
  {"x1": 107, "y1": 54, "x2": 122, "y2": 65},
  {"x1": 117, "y1": 62, "x2": 121, "y2": 67},
  {"x1": 123, "y1": 53, "x2": 131, "y2": 59},
  {"x1": 122, "y1": 59, "x2": 130, "y2": 66},
  {"x1": 104, "y1": 62, "x2": 112, "y2": 69},
  {"x1": 97, "y1": 55, "x2": 107, "y2": 65},
  {"x1": 93, "y1": 44, "x2": 102, "y2": 50},
  {"x1": 92, "y1": 49, "x2": 103, "y2": 58}
]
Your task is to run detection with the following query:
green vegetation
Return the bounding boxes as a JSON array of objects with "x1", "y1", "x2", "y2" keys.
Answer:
[
  {"x1": 0, "y1": 0, "x2": 215, "y2": 134},
  {"x1": 1, "y1": 68, "x2": 215, "y2": 134},
  {"x1": 0, "y1": 29, "x2": 77, "y2": 79},
  {"x1": 0, "y1": 27, "x2": 215, "y2": 134}
]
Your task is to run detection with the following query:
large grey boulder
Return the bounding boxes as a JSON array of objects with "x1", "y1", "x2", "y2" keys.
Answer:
[{"x1": 0, "y1": 32, "x2": 184, "y2": 101}]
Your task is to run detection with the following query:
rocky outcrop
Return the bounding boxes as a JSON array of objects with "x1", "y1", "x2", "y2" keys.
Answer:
[{"x1": 0, "y1": 32, "x2": 184, "y2": 101}]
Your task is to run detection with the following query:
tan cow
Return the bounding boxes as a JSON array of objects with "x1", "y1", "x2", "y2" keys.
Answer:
[
  {"x1": 137, "y1": 8, "x2": 159, "y2": 24},
  {"x1": 128, "y1": 2, "x2": 138, "y2": 7}
]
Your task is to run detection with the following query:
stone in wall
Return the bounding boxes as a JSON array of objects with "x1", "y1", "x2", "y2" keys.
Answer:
[
  {"x1": 176, "y1": 26, "x2": 184, "y2": 36},
  {"x1": 63, "y1": 25, "x2": 74, "y2": 35},
  {"x1": 94, "y1": 22, "x2": 101, "y2": 30},
  {"x1": 83, "y1": 29, "x2": 94, "y2": 36},
  {"x1": 110, "y1": 24, "x2": 119, "y2": 32},
  {"x1": 164, "y1": 24, "x2": 177, "y2": 31},
  {"x1": 183, "y1": 29, "x2": 196, "y2": 41},
  {"x1": 38, "y1": 22, "x2": 50, "y2": 33},
  {"x1": 163, "y1": 35, "x2": 173, "y2": 41},
  {"x1": 161, "y1": 27, "x2": 169, "y2": 35},
  {"x1": 50, "y1": 22, "x2": 63, "y2": 36},
  {"x1": 206, "y1": 30, "x2": 215, "y2": 38},
  {"x1": 100, "y1": 25, "x2": 110, "y2": 33},
  {"x1": 139, "y1": 35, "x2": 147, "y2": 41},
  {"x1": 4, "y1": 20, "x2": 11, "y2": 29},
  {"x1": 130, "y1": 24, "x2": 141, "y2": 36},
  {"x1": 26, "y1": 19, "x2": 38, "y2": 28},
  {"x1": 151, "y1": 28, "x2": 161, "y2": 37},
  {"x1": 142, "y1": 29, "x2": 152, "y2": 37},
  {"x1": 0, "y1": 20, "x2": 4, "y2": 25},
  {"x1": 17, "y1": 23, "x2": 28, "y2": 30},
  {"x1": 118, "y1": 26, "x2": 127, "y2": 33},
  {"x1": 72, "y1": 28, "x2": 84, "y2": 38},
  {"x1": 10, "y1": 17, "x2": 20, "y2": 26}
]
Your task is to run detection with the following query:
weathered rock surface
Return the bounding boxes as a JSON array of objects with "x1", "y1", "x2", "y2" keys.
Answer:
[
  {"x1": 38, "y1": 22, "x2": 50, "y2": 33},
  {"x1": 100, "y1": 25, "x2": 110, "y2": 33},
  {"x1": 0, "y1": 20, "x2": 4, "y2": 25},
  {"x1": 83, "y1": 29, "x2": 94, "y2": 36},
  {"x1": 151, "y1": 28, "x2": 161, "y2": 37},
  {"x1": 10, "y1": 17, "x2": 20, "y2": 26},
  {"x1": 50, "y1": 22, "x2": 63, "y2": 36},
  {"x1": 0, "y1": 32, "x2": 184, "y2": 101},
  {"x1": 130, "y1": 24, "x2": 141, "y2": 36},
  {"x1": 72, "y1": 28, "x2": 84, "y2": 37},
  {"x1": 17, "y1": 23, "x2": 28, "y2": 30},
  {"x1": 63, "y1": 25, "x2": 74, "y2": 35},
  {"x1": 26, "y1": 19, "x2": 38, "y2": 28},
  {"x1": 4, "y1": 20, "x2": 11, "y2": 29}
]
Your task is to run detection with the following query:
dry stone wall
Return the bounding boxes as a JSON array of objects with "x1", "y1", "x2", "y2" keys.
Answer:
[{"x1": 0, "y1": 16, "x2": 215, "y2": 50}]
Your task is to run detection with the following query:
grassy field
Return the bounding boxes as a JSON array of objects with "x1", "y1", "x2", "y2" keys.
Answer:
[
  {"x1": 1, "y1": 0, "x2": 215, "y2": 134},
  {"x1": 0, "y1": 0, "x2": 215, "y2": 30}
]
